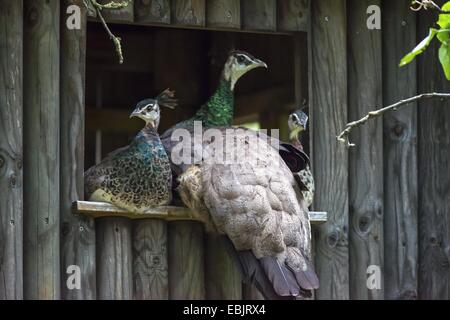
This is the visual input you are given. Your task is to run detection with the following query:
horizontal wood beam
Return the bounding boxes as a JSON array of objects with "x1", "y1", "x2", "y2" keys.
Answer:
[{"x1": 73, "y1": 201, "x2": 327, "y2": 225}]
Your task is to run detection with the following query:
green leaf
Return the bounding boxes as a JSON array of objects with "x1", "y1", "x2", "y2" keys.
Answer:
[
  {"x1": 439, "y1": 42, "x2": 450, "y2": 80},
  {"x1": 437, "y1": 2, "x2": 450, "y2": 28},
  {"x1": 399, "y1": 28, "x2": 438, "y2": 67}
]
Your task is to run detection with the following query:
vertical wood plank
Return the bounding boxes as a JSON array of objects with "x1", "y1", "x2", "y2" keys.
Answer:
[
  {"x1": 133, "y1": 220, "x2": 168, "y2": 299},
  {"x1": 242, "y1": 0, "x2": 276, "y2": 31},
  {"x1": 347, "y1": 0, "x2": 384, "y2": 300},
  {"x1": 60, "y1": 0, "x2": 96, "y2": 300},
  {"x1": 206, "y1": 0, "x2": 241, "y2": 30},
  {"x1": 168, "y1": 222, "x2": 205, "y2": 299},
  {"x1": 134, "y1": 0, "x2": 170, "y2": 25},
  {"x1": 417, "y1": 6, "x2": 450, "y2": 300},
  {"x1": 23, "y1": 0, "x2": 61, "y2": 300},
  {"x1": 311, "y1": 0, "x2": 349, "y2": 300},
  {"x1": 205, "y1": 235, "x2": 242, "y2": 300},
  {"x1": 242, "y1": 284, "x2": 264, "y2": 300},
  {"x1": 99, "y1": 0, "x2": 134, "y2": 22},
  {"x1": 0, "y1": 0, "x2": 23, "y2": 300},
  {"x1": 382, "y1": 0, "x2": 419, "y2": 300},
  {"x1": 277, "y1": 0, "x2": 309, "y2": 32},
  {"x1": 172, "y1": 0, "x2": 205, "y2": 27},
  {"x1": 96, "y1": 218, "x2": 133, "y2": 299}
]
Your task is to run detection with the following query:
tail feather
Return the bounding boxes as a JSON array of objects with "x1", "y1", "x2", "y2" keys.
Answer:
[{"x1": 259, "y1": 257, "x2": 300, "y2": 297}]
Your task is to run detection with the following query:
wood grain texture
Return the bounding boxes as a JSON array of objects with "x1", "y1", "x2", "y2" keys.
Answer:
[
  {"x1": 168, "y1": 222, "x2": 205, "y2": 299},
  {"x1": 242, "y1": 284, "x2": 264, "y2": 300},
  {"x1": 99, "y1": 0, "x2": 134, "y2": 22},
  {"x1": 206, "y1": 0, "x2": 240, "y2": 29},
  {"x1": 134, "y1": 0, "x2": 170, "y2": 24},
  {"x1": 417, "y1": 6, "x2": 450, "y2": 300},
  {"x1": 348, "y1": 0, "x2": 384, "y2": 300},
  {"x1": 133, "y1": 220, "x2": 168, "y2": 299},
  {"x1": 205, "y1": 235, "x2": 242, "y2": 300},
  {"x1": 60, "y1": 0, "x2": 96, "y2": 300},
  {"x1": 382, "y1": 0, "x2": 419, "y2": 300},
  {"x1": 242, "y1": 0, "x2": 276, "y2": 31},
  {"x1": 172, "y1": 0, "x2": 205, "y2": 26},
  {"x1": 310, "y1": 0, "x2": 349, "y2": 300},
  {"x1": 96, "y1": 218, "x2": 133, "y2": 299},
  {"x1": 0, "y1": 0, "x2": 23, "y2": 300},
  {"x1": 277, "y1": 0, "x2": 309, "y2": 32},
  {"x1": 23, "y1": 0, "x2": 60, "y2": 300}
]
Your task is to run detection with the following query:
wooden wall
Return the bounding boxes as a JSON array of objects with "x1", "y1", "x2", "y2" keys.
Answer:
[{"x1": 310, "y1": 0, "x2": 449, "y2": 300}]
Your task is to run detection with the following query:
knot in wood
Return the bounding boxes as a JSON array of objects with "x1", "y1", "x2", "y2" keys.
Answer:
[
  {"x1": 9, "y1": 173, "x2": 17, "y2": 188},
  {"x1": 393, "y1": 123, "x2": 405, "y2": 137},
  {"x1": 358, "y1": 215, "x2": 371, "y2": 233},
  {"x1": 0, "y1": 155, "x2": 4, "y2": 168},
  {"x1": 152, "y1": 255, "x2": 161, "y2": 266},
  {"x1": 27, "y1": 6, "x2": 40, "y2": 28},
  {"x1": 327, "y1": 231, "x2": 339, "y2": 248}
]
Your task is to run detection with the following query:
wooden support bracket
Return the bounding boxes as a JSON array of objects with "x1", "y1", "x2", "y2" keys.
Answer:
[{"x1": 72, "y1": 201, "x2": 328, "y2": 225}]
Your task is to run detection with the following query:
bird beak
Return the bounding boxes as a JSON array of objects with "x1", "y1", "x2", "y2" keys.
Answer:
[
  {"x1": 130, "y1": 110, "x2": 140, "y2": 119},
  {"x1": 254, "y1": 59, "x2": 268, "y2": 69}
]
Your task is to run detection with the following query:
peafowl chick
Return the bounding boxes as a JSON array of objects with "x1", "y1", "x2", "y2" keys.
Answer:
[
  {"x1": 84, "y1": 89, "x2": 177, "y2": 213},
  {"x1": 288, "y1": 109, "x2": 315, "y2": 208}
]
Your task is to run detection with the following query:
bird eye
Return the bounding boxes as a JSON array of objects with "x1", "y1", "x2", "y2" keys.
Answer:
[{"x1": 237, "y1": 55, "x2": 246, "y2": 64}]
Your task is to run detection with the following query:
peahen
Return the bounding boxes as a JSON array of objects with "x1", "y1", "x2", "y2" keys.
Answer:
[
  {"x1": 84, "y1": 89, "x2": 177, "y2": 213},
  {"x1": 176, "y1": 127, "x2": 319, "y2": 299},
  {"x1": 162, "y1": 51, "x2": 317, "y2": 299},
  {"x1": 288, "y1": 109, "x2": 315, "y2": 208}
]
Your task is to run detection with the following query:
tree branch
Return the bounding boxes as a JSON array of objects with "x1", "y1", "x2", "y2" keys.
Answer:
[
  {"x1": 410, "y1": 0, "x2": 450, "y2": 14},
  {"x1": 337, "y1": 92, "x2": 450, "y2": 148},
  {"x1": 84, "y1": 0, "x2": 130, "y2": 64}
]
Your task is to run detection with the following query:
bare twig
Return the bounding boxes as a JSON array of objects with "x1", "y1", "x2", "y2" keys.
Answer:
[
  {"x1": 337, "y1": 92, "x2": 450, "y2": 148},
  {"x1": 410, "y1": 0, "x2": 450, "y2": 14},
  {"x1": 84, "y1": 0, "x2": 130, "y2": 64}
]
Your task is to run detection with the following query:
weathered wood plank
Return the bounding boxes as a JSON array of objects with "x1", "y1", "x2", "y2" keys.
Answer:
[
  {"x1": 311, "y1": 0, "x2": 349, "y2": 300},
  {"x1": 133, "y1": 220, "x2": 168, "y2": 299},
  {"x1": 382, "y1": 0, "x2": 419, "y2": 300},
  {"x1": 0, "y1": 0, "x2": 23, "y2": 300},
  {"x1": 242, "y1": 0, "x2": 276, "y2": 32},
  {"x1": 73, "y1": 201, "x2": 195, "y2": 220},
  {"x1": 134, "y1": 0, "x2": 170, "y2": 25},
  {"x1": 99, "y1": 0, "x2": 134, "y2": 22},
  {"x1": 60, "y1": 0, "x2": 96, "y2": 300},
  {"x1": 172, "y1": 0, "x2": 205, "y2": 27},
  {"x1": 73, "y1": 201, "x2": 328, "y2": 223},
  {"x1": 206, "y1": 0, "x2": 240, "y2": 29},
  {"x1": 417, "y1": 6, "x2": 450, "y2": 300},
  {"x1": 205, "y1": 235, "x2": 242, "y2": 300},
  {"x1": 96, "y1": 218, "x2": 133, "y2": 299},
  {"x1": 277, "y1": 0, "x2": 309, "y2": 32},
  {"x1": 347, "y1": 0, "x2": 384, "y2": 300},
  {"x1": 23, "y1": 0, "x2": 60, "y2": 300},
  {"x1": 168, "y1": 222, "x2": 205, "y2": 299}
]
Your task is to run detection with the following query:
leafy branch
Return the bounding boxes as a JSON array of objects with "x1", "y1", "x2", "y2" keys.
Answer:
[
  {"x1": 83, "y1": 0, "x2": 131, "y2": 64},
  {"x1": 337, "y1": 93, "x2": 450, "y2": 148},
  {"x1": 401, "y1": 1, "x2": 450, "y2": 79}
]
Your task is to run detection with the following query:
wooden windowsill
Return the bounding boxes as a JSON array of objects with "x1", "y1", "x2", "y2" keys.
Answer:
[{"x1": 72, "y1": 201, "x2": 328, "y2": 225}]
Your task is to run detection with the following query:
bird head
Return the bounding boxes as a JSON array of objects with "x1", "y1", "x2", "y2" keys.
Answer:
[
  {"x1": 131, "y1": 89, "x2": 177, "y2": 128},
  {"x1": 223, "y1": 51, "x2": 267, "y2": 90},
  {"x1": 288, "y1": 109, "x2": 309, "y2": 140}
]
